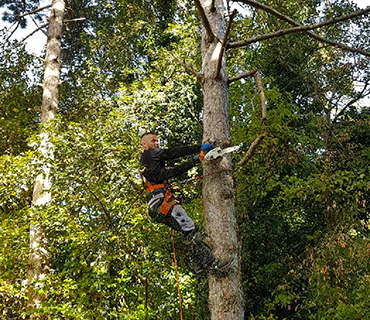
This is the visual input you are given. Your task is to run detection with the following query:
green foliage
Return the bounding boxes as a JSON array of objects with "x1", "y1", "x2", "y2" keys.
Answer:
[
  {"x1": 229, "y1": 23, "x2": 369, "y2": 317},
  {"x1": 6, "y1": 106, "x2": 205, "y2": 319},
  {"x1": 302, "y1": 232, "x2": 370, "y2": 319},
  {"x1": 0, "y1": 0, "x2": 45, "y2": 28},
  {"x1": 0, "y1": 37, "x2": 41, "y2": 155},
  {"x1": 0, "y1": 152, "x2": 35, "y2": 318},
  {"x1": 1, "y1": 0, "x2": 370, "y2": 319},
  {"x1": 262, "y1": 232, "x2": 370, "y2": 320}
]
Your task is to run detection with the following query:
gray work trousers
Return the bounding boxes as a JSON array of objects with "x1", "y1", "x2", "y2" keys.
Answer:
[
  {"x1": 147, "y1": 191, "x2": 216, "y2": 271},
  {"x1": 147, "y1": 191, "x2": 195, "y2": 233}
]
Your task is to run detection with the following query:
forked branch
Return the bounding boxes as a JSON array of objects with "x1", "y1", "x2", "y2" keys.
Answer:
[
  {"x1": 333, "y1": 82, "x2": 369, "y2": 124},
  {"x1": 235, "y1": 0, "x2": 370, "y2": 57},
  {"x1": 194, "y1": 0, "x2": 215, "y2": 42},
  {"x1": 234, "y1": 69, "x2": 267, "y2": 166},
  {"x1": 216, "y1": 9, "x2": 237, "y2": 79},
  {"x1": 228, "y1": 6, "x2": 370, "y2": 51},
  {"x1": 22, "y1": 23, "x2": 48, "y2": 42},
  {"x1": 5, "y1": 21, "x2": 20, "y2": 43},
  {"x1": 31, "y1": 14, "x2": 47, "y2": 36}
]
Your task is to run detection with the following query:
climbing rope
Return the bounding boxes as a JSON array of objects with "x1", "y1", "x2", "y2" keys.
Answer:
[
  {"x1": 146, "y1": 168, "x2": 233, "y2": 320},
  {"x1": 171, "y1": 227, "x2": 183, "y2": 320}
]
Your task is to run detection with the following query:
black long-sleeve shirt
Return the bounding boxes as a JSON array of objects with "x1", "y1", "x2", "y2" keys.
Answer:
[{"x1": 140, "y1": 145, "x2": 201, "y2": 184}]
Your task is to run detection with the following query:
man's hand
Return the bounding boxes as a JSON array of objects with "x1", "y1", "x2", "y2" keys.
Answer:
[
  {"x1": 201, "y1": 144, "x2": 214, "y2": 152},
  {"x1": 194, "y1": 144, "x2": 214, "y2": 162}
]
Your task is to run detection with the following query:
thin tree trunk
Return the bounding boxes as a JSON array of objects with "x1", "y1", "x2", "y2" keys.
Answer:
[
  {"x1": 27, "y1": 0, "x2": 65, "y2": 311},
  {"x1": 200, "y1": 1, "x2": 244, "y2": 319}
]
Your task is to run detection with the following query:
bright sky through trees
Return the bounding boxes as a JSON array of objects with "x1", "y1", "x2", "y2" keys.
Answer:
[
  {"x1": 1, "y1": 0, "x2": 368, "y2": 107},
  {"x1": 0, "y1": 0, "x2": 368, "y2": 56}
]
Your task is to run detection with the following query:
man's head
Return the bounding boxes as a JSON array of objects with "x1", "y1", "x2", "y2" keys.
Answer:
[{"x1": 141, "y1": 132, "x2": 159, "y2": 150}]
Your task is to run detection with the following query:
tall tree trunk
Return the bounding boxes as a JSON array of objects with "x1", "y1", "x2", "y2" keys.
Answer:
[
  {"x1": 200, "y1": 1, "x2": 244, "y2": 319},
  {"x1": 27, "y1": 0, "x2": 65, "y2": 310}
]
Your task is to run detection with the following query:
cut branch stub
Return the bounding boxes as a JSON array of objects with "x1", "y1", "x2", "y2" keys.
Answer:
[
  {"x1": 254, "y1": 71, "x2": 266, "y2": 121},
  {"x1": 210, "y1": 0, "x2": 216, "y2": 12},
  {"x1": 215, "y1": 9, "x2": 237, "y2": 79}
]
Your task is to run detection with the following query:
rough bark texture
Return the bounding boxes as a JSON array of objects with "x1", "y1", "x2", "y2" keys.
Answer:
[
  {"x1": 200, "y1": 0, "x2": 244, "y2": 319},
  {"x1": 27, "y1": 0, "x2": 65, "y2": 310}
]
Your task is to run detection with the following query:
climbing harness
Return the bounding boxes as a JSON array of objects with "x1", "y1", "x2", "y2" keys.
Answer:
[
  {"x1": 160, "y1": 187, "x2": 178, "y2": 216},
  {"x1": 171, "y1": 227, "x2": 183, "y2": 320},
  {"x1": 140, "y1": 172, "x2": 179, "y2": 217}
]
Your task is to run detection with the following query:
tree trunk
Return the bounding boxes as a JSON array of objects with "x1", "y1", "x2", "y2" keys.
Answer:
[
  {"x1": 27, "y1": 0, "x2": 65, "y2": 310},
  {"x1": 200, "y1": 1, "x2": 244, "y2": 319}
]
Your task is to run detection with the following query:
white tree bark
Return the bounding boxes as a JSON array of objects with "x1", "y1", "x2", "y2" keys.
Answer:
[
  {"x1": 27, "y1": 0, "x2": 65, "y2": 310},
  {"x1": 199, "y1": 0, "x2": 244, "y2": 319}
]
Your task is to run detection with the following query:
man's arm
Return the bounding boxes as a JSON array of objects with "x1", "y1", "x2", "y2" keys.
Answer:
[
  {"x1": 164, "y1": 158, "x2": 198, "y2": 180},
  {"x1": 140, "y1": 148, "x2": 199, "y2": 183},
  {"x1": 159, "y1": 145, "x2": 201, "y2": 161}
]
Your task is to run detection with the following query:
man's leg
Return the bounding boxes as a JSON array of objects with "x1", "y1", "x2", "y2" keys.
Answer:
[
  {"x1": 170, "y1": 205, "x2": 231, "y2": 275},
  {"x1": 149, "y1": 201, "x2": 231, "y2": 275}
]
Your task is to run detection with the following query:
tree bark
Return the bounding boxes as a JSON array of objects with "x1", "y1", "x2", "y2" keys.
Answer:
[
  {"x1": 199, "y1": 1, "x2": 244, "y2": 319},
  {"x1": 27, "y1": 0, "x2": 65, "y2": 311}
]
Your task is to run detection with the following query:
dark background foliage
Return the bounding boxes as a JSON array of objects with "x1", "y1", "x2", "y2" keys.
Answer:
[{"x1": 0, "y1": 0, "x2": 369, "y2": 319}]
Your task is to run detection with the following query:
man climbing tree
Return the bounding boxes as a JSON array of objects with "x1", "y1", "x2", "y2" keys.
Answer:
[{"x1": 140, "y1": 132, "x2": 231, "y2": 275}]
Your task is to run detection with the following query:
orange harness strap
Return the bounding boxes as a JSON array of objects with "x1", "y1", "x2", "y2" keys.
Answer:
[
  {"x1": 140, "y1": 171, "x2": 178, "y2": 216},
  {"x1": 160, "y1": 188, "x2": 178, "y2": 216},
  {"x1": 140, "y1": 171, "x2": 165, "y2": 193}
]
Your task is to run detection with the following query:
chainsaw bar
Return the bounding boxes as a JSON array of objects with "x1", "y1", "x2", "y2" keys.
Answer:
[{"x1": 203, "y1": 145, "x2": 241, "y2": 161}]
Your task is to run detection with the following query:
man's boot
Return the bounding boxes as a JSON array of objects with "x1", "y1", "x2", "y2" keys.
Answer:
[
  {"x1": 185, "y1": 229, "x2": 232, "y2": 276},
  {"x1": 208, "y1": 258, "x2": 233, "y2": 276}
]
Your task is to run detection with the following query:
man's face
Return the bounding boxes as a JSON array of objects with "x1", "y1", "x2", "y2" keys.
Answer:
[{"x1": 142, "y1": 134, "x2": 159, "y2": 150}]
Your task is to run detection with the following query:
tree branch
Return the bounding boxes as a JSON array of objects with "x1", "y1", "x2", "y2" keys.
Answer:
[
  {"x1": 255, "y1": 71, "x2": 266, "y2": 121},
  {"x1": 210, "y1": 0, "x2": 216, "y2": 12},
  {"x1": 31, "y1": 14, "x2": 47, "y2": 37},
  {"x1": 228, "y1": 6, "x2": 370, "y2": 51},
  {"x1": 333, "y1": 82, "x2": 369, "y2": 124},
  {"x1": 83, "y1": 182, "x2": 113, "y2": 226},
  {"x1": 169, "y1": 51, "x2": 204, "y2": 80},
  {"x1": 5, "y1": 21, "x2": 20, "y2": 43},
  {"x1": 194, "y1": 0, "x2": 215, "y2": 42},
  {"x1": 64, "y1": 18, "x2": 86, "y2": 23},
  {"x1": 21, "y1": 23, "x2": 48, "y2": 43},
  {"x1": 238, "y1": 132, "x2": 267, "y2": 166},
  {"x1": 216, "y1": 9, "x2": 237, "y2": 79},
  {"x1": 228, "y1": 67, "x2": 257, "y2": 84},
  {"x1": 235, "y1": 0, "x2": 370, "y2": 57},
  {"x1": 18, "y1": 4, "x2": 52, "y2": 18}
]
